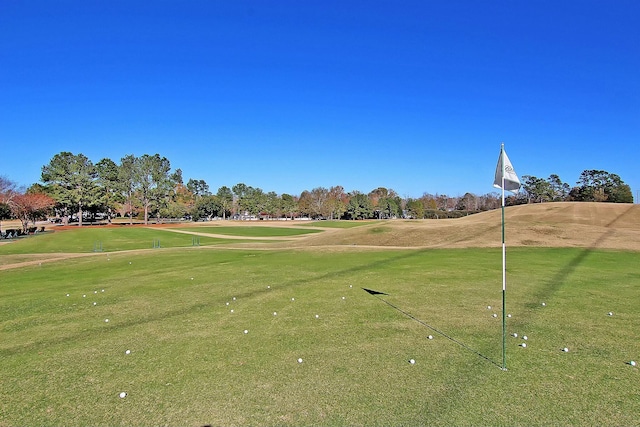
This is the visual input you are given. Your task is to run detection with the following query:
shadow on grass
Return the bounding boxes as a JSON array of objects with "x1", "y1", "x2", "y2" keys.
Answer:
[
  {"x1": 528, "y1": 204, "x2": 637, "y2": 307},
  {"x1": 364, "y1": 289, "x2": 503, "y2": 369}
]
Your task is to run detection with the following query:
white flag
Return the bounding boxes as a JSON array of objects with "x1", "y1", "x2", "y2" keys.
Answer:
[{"x1": 493, "y1": 146, "x2": 521, "y2": 193}]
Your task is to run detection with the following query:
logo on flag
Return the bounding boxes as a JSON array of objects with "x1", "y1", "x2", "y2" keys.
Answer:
[{"x1": 493, "y1": 146, "x2": 521, "y2": 193}]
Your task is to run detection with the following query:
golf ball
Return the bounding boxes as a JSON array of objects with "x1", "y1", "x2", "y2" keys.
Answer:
[
  {"x1": 190, "y1": 277, "x2": 194, "y2": 280},
  {"x1": 630, "y1": 361, "x2": 636, "y2": 366},
  {"x1": 291, "y1": 298, "x2": 295, "y2": 301},
  {"x1": 523, "y1": 335, "x2": 528, "y2": 340},
  {"x1": 349, "y1": 285, "x2": 352, "y2": 288},
  {"x1": 93, "y1": 302, "x2": 97, "y2": 306},
  {"x1": 608, "y1": 312, "x2": 613, "y2": 316},
  {"x1": 83, "y1": 295, "x2": 86, "y2": 298},
  {"x1": 267, "y1": 285, "x2": 270, "y2": 289},
  {"x1": 105, "y1": 319, "x2": 109, "y2": 323},
  {"x1": 563, "y1": 347, "x2": 569, "y2": 352},
  {"x1": 409, "y1": 359, "x2": 416, "y2": 365},
  {"x1": 315, "y1": 314, "x2": 319, "y2": 319},
  {"x1": 428, "y1": 335, "x2": 433, "y2": 340},
  {"x1": 513, "y1": 333, "x2": 518, "y2": 338},
  {"x1": 119, "y1": 392, "x2": 127, "y2": 398},
  {"x1": 487, "y1": 305, "x2": 491, "y2": 309},
  {"x1": 101, "y1": 289, "x2": 105, "y2": 292},
  {"x1": 521, "y1": 343, "x2": 527, "y2": 348},
  {"x1": 125, "y1": 350, "x2": 131, "y2": 355},
  {"x1": 507, "y1": 314, "x2": 512, "y2": 318},
  {"x1": 541, "y1": 302, "x2": 546, "y2": 306},
  {"x1": 297, "y1": 358, "x2": 303, "y2": 363},
  {"x1": 66, "y1": 294, "x2": 70, "y2": 297},
  {"x1": 230, "y1": 309, "x2": 234, "y2": 313},
  {"x1": 342, "y1": 296, "x2": 346, "y2": 300},
  {"x1": 232, "y1": 297, "x2": 236, "y2": 301},
  {"x1": 273, "y1": 312, "x2": 277, "y2": 316},
  {"x1": 243, "y1": 329, "x2": 248, "y2": 334},
  {"x1": 492, "y1": 313, "x2": 497, "y2": 318}
]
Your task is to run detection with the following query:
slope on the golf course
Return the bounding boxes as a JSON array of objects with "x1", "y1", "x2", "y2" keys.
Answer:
[{"x1": 282, "y1": 202, "x2": 640, "y2": 251}]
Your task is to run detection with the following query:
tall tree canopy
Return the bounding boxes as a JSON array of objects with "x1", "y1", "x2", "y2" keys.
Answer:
[{"x1": 41, "y1": 152, "x2": 99, "y2": 226}]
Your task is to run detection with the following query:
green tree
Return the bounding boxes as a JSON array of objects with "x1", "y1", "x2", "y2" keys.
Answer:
[
  {"x1": 405, "y1": 198, "x2": 424, "y2": 219},
  {"x1": 119, "y1": 155, "x2": 137, "y2": 225},
  {"x1": 346, "y1": 192, "x2": 373, "y2": 220},
  {"x1": 134, "y1": 154, "x2": 173, "y2": 224},
  {"x1": 95, "y1": 158, "x2": 122, "y2": 224},
  {"x1": 547, "y1": 174, "x2": 570, "y2": 201},
  {"x1": 570, "y1": 170, "x2": 633, "y2": 203},
  {"x1": 41, "y1": 152, "x2": 99, "y2": 226},
  {"x1": 216, "y1": 186, "x2": 233, "y2": 220},
  {"x1": 187, "y1": 179, "x2": 210, "y2": 197},
  {"x1": 280, "y1": 193, "x2": 298, "y2": 219},
  {"x1": 522, "y1": 175, "x2": 553, "y2": 203},
  {"x1": 191, "y1": 195, "x2": 222, "y2": 220}
]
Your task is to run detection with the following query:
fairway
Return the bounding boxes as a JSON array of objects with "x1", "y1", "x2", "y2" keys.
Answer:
[{"x1": 1, "y1": 205, "x2": 639, "y2": 426}]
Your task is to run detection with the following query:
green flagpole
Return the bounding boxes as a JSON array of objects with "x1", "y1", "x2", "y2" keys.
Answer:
[{"x1": 501, "y1": 143, "x2": 507, "y2": 371}]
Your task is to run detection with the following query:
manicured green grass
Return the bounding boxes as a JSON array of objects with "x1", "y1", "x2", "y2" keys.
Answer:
[
  {"x1": 0, "y1": 227, "x2": 248, "y2": 254},
  {"x1": 173, "y1": 226, "x2": 323, "y2": 237},
  {"x1": 1, "y1": 246, "x2": 639, "y2": 426}
]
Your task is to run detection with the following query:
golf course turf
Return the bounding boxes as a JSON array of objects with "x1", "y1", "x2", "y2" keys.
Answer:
[{"x1": 1, "y1": 203, "x2": 639, "y2": 426}]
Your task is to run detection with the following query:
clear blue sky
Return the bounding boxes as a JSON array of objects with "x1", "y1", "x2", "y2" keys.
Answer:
[{"x1": 1, "y1": 1, "x2": 638, "y2": 200}]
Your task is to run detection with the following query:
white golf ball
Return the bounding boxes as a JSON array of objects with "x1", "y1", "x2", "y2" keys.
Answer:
[
  {"x1": 349, "y1": 285, "x2": 352, "y2": 288},
  {"x1": 226, "y1": 302, "x2": 229, "y2": 306},
  {"x1": 83, "y1": 295, "x2": 86, "y2": 298},
  {"x1": 273, "y1": 312, "x2": 277, "y2": 316},
  {"x1": 119, "y1": 392, "x2": 127, "y2": 398},
  {"x1": 93, "y1": 302, "x2": 97, "y2": 306},
  {"x1": 315, "y1": 314, "x2": 319, "y2": 319},
  {"x1": 105, "y1": 319, "x2": 109, "y2": 323},
  {"x1": 101, "y1": 289, "x2": 105, "y2": 292},
  {"x1": 608, "y1": 312, "x2": 613, "y2": 316},
  {"x1": 129, "y1": 262, "x2": 131, "y2": 265},
  {"x1": 428, "y1": 335, "x2": 433, "y2": 340},
  {"x1": 66, "y1": 294, "x2": 70, "y2": 297},
  {"x1": 513, "y1": 333, "x2": 518, "y2": 338},
  {"x1": 125, "y1": 350, "x2": 131, "y2": 355},
  {"x1": 492, "y1": 313, "x2": 497, "y2": 318},
  {"x1": 409, "y1": 359, "x2": 416, "y2": 364},
  {"x1": 630, "y1": 361, "x2": 636, "y2": 366},
  {"x1": 267, "y1": 285, "x2": 270, "y2": 289},
  {"x1": 297, "y1": 358, "x2": 303, "y2": 363},
  {"x1": 230, "y1": 309, "x2": 234, "y2": 313},
  {"x1": 291, "y1": 298, "x2": 295, "y2": 301},
  {"x1": 541, "y1": 302, "x2": 546, "y2": 306},
  {"x1": 563, "y1": 347, "x2": 569, "y2": 352},
  {"x1": 94, "y1": 291, "x2": 98, "y2": 294},
  {"x1": 523, "y1": 335, "x2": 528, "y2": 340},
  {"x1": 190, "y1": 277, "x2": 193, "y2": 280},
  {"x1": 232, "y1": 297, "x2": 236, "y2": 301},
  {"x1": 342, "y1": 296, "x2": 345, "y2": 300},
  {"x1": 243, "y1": 329, "x2": 248, "y2": 334},
  {"x1": 487, "y1": 305, "x2": 491, "y2": 310},
  {"x1": 521, "y1": 343, "x2": 527, "y2": 348},
  {"x1": 507, "y1": 314, "x2": 512, "y2": 318}
]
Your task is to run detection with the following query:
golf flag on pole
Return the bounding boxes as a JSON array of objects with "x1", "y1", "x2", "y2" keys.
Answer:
[
  {"x1": 493, "y1": 143, "x2": 520, "y2": 371},
  {"x1": 493, "y1": 147, "x2": 521, "y2": 193}
]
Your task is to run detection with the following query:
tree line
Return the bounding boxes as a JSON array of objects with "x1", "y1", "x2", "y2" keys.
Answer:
[{"x1": 0, "y1": 151, "x2": 634, "y2": 233}]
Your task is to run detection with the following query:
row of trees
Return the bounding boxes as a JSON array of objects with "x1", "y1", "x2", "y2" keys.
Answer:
[
  {"x1": 520, "y1": 171, "x2": 633, "y2": 204},
  {"x1": 0, "y1": 151, "x2": 634, "y2": 232}
]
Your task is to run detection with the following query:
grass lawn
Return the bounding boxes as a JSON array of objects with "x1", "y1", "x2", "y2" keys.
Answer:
[
  {"x1": 1, "y1": 243, "x2": 639, "y2": 426},
  {"x1": 172, "y1": 226, "x2": 323, "y2": 237},
  {"x1": 0, "y1": 227, "x2": 249, "y2": 255}
]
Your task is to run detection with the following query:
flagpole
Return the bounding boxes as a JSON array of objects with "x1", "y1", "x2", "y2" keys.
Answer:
[{"x1": 501, "y1": 143, "x2": 507, "y2": 371}]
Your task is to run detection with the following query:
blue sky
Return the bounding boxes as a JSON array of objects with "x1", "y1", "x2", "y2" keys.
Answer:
[{"x1": 1, "y1": 1, "x2": 638, "y2": 200}]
